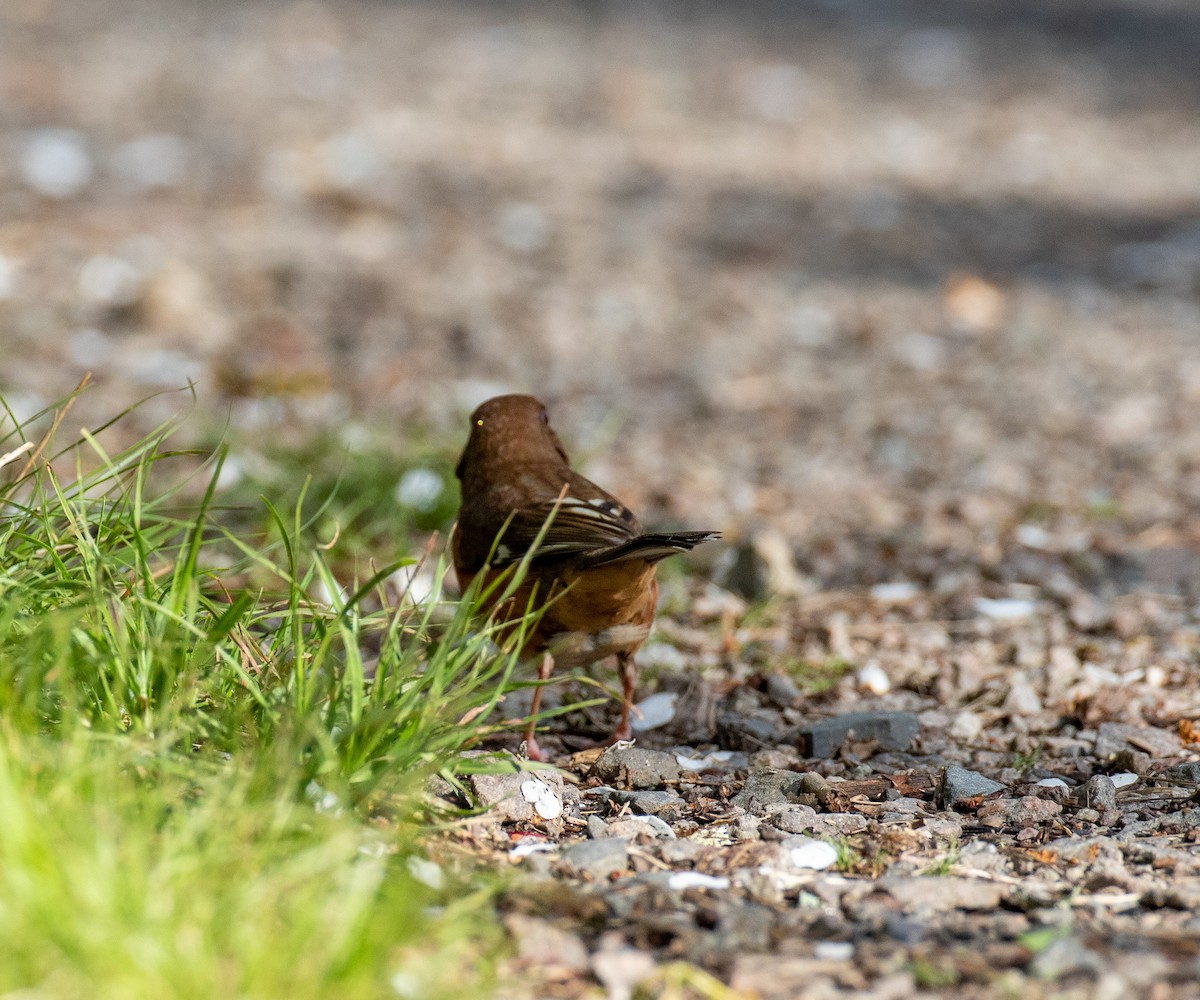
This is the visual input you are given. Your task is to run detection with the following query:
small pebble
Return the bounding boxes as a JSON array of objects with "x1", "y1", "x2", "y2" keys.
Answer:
[
  {"x1": 974, "y1": 598, "x2": 1037, "y2": 620},
  {"x1": 630, "y1": 691, "x2": 677, "y2": 731},
  {"x1": 788, "y1": 838, "x2": 839, "y2": 871},
  {"x1": 813, "y1": 941, "x2": 855, "y2": 961},
  {"x1": 78, "y1": 253, "x2": 142, "y2": 306},
  {"x1": 666, "y1": 872, "x2": 730, "y2": 891},
  {"x1": 394, "y1": 468, "x2": 444, "y2": 510},
  {"x1": 675, "y1": 749, "x2": 740, "y2": 771},
  {"x1": 510, "y1": 840, "x2": 557, "y2": 859},
  {"x1": 869, "y1": 581, "x2": 920, "y2": 603},
  {"x1": 0, "y1": 255, "x2": 14, "y2": 300},
  {"x1": 21, "y1": 127, "x2": 93, "y2": 197},
  {"x1": 857, "y1": 662, "x2": 891, "y2": 695}
]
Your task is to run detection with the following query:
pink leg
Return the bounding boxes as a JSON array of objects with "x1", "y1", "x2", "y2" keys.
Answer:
[
  {"x1": 523, "y1": 652, "x2": 555, "y2": 762},
  {"x1": 609, "y1": 651, "x2": 637, "y2": 744}
]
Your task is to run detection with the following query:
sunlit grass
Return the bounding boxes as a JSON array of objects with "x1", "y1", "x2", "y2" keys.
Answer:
[{"x1": 0, "y1": 387, "x2": 529, "y2": 999}]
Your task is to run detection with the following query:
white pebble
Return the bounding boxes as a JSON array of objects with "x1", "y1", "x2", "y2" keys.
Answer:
[
  {"x1": 406, "y1": 856, "x2": 445, "y2": 890},
  {"x1": 949, "y1": 711, "x2": 983, "y2": 741},
  {"x1": 20, "y1": 127, "x2": 93, "y2": 197},
  {"x1": 394, "y1": 467, "x2": 444, "y2": 511},
  {"x1": 509, "y1": 840, "x2": 557, "y2": 858},
  {"x1": 675, "y1": 749, "x2": 739, "y2": 771},
  {"x1": 813, "y1": 941, "x2": 855, "y2": 961},
  {"x1": 388, "y1": 564, "x2": 442, "y2": 606},
  {"x1": 1036, "y1": 778, "x2": 1069, "y2": 789},
  {"x1": 1015, "y1": 523, "x2": 1052, "y2": 550},
  {"x1": 895, "y1": 330, "x2": 945, "y2": 371},
  {"x1": 0, "y1": 255, "x2": 14, "y2": 300},
  {"x1": 636, "y1": 642, "x2": 688, "y2": 671},
  {"x1": 974, "y1": 597, "x2": 1037, "y2": 620},
  {"x1": 857, "y1": 662, "x2": 891, "y2": 695},
  {"x1": 789, "y1": 838, "x2": 839, "y2": 871},
  {"x1": 667, "y1": 872, "x2": 730, "y2": 891},
  {"x1": 323, "y1": 132, "x2": 381, "y2": 191},
  {"x1": 630, "y1": 691, "x2": 677, "y2": 732},
  {"x1": 78, "y1": 253, "x2": 142, "y2": 306},
  {"x1": 618, "y1": 815, "x2": 675, "y2": 838},
  {"x1": 214, "y1": 454, "x2": 245, "y2": 491},
  {"x1": 1109, "y1": 772, "x2": 1138, "y2": 789},
  {"x1": 67, "y1": 327, "x2": 113, "y2": 367},
  {"x1": 869, "y1": 581, "x2": 920, "y2": 603}
]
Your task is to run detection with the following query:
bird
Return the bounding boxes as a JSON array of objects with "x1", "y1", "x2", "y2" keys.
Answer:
[{"x1": 452, "y1": 394, "x2": 719, "y2": 761}]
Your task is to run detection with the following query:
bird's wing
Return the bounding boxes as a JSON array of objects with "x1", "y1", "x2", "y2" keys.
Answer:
[{"x1": 488, "y1": 495, "x2": 640, "y2": 567}]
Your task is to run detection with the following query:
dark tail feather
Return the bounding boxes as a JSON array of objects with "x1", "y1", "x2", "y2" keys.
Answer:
[{"x1": 582, "y1": 530, "x2": 720, "y2": 567}]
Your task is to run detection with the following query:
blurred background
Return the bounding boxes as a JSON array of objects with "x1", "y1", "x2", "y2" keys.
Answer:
[{"x1": 3, "y1": 0, "x2": 1200, "y2": 582}]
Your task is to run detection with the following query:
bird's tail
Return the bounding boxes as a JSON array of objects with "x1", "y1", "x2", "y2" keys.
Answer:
[{"x1": 581, "y1": 530, "x2": 720, "y2": 567}]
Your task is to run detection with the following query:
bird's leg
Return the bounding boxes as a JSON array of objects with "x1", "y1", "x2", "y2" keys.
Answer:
[
  {"x1": 523, "y1": 651, "x2": 555, "y2": 762},
  {"x1": 609, "y1": 651, "x2": 637, "y2": 744}
]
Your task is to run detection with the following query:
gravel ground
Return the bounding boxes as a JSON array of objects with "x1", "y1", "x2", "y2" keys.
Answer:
[{"x1": 4, "y1": 1, "x2": 1200, "y2": 997}]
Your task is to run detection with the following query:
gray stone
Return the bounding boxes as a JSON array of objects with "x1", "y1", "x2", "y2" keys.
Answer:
[
  {"x1": 798, "y1": 711, "x2": 920, "y2": 757},
  {"x1": 814, "y1": 812, "x2": 870, "y2": 836},
  {"x1": 607, "y1": 815, "x2": 675, "y2": 840},
  {"x1": 1071, "y1": 775, "x2": 1118, "y2": 811},
  {"x1": 716, "y1": 712, "x2": 780, "y2": 750},
  {"x1": 503, "y1": 914, "x2": 590, "y2": 972},
  {"x1": 924, "y1": 816, "x2": 964, "y2": 841},
  {"x1": 882, "y1": 875, "x2": 1007, "y2": 913},
  {"x1": 587, "y1": 815, "x2": 609, "y2": 839},
  {"x1": 591, "y1": 747, "x2": 682, "y2": 789},
  {"x1": 1161, "y1": 762, "x2": 1200, "y2": 785},
  {"x1": 767, "y1": 804, "x2": 820, "y2": 834},
  {"x1": 606, "y1": 789, "x2": 686, "y2": 820},
  {"x1": 1109, "y1": 749, "x2": 1152, "y2": 775},
  {"x1": 1095, "y1": 722, "x2": 1180, "y2": 760},
  {"x1": 559, "y1": 838, "x2": 629, "y2": 880},
  {"x1": 765, "y1": 672, "x2": 803, "y2": 708},
  {"x1": 936, "y1": 765, "x2": 1006, "y2": 808},
  {"x1": 658, "y1": 839, "x2": 708, "y2": 865},
  {"x1": 1029, "y1": 934, "x2": 1104, "y2": 980},
  {"x1": 797, "y1": 771, "x2": 831, "y2": 803},
  {"x1": 731, "y1": 768, "x2": 806, "y2": 813},
  {"x1": 734, "y1": 813, "x2": 762, "y2": 841},
  {"x1": 978, "y1": 794, "x2": 1063, "y2": 827},
  {"x1": 468, "y1": 769, "x2": 565, "y2": 823}
]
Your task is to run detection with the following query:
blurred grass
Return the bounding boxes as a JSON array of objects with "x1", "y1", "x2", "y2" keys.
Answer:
[
  {"x1": 203, "y1": 422, "x2": 461, "y2": 569},
  {"x1": 0, "y1": 387, "x2": 528, "y2": 999}
]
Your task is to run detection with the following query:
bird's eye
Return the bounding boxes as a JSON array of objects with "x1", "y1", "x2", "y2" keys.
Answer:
[
  {"x1": 538, "y1": 409, "x2": 549, "y2": 425},
  {"x1": 475, "y1": 418, "x2": 484, "y2": 427}
]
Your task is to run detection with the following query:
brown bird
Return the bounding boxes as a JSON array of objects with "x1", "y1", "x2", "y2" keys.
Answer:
[{"x1": 453, "y1": 394, "x2": 718, "y2": 761}]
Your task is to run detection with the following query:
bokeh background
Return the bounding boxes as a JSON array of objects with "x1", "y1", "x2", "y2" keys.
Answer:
[{"x1": 3, "y1": 0, "x2": 1200, "y2": 574}]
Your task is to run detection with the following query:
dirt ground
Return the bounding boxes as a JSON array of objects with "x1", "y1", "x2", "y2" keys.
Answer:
[{"x1": 4, "y1": 1, "x2": 1200, "y2": 997}]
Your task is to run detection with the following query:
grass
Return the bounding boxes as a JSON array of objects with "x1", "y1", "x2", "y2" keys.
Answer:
[
  {"x1": 923, "y1": 838, "x2": 961, "y2": 876},
  {"x1": 785, "y1": 656, "x2": 855, "y2": 696},
  {"x1": 0, "y1": 388, "x2": 536, "y2": 999}
]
